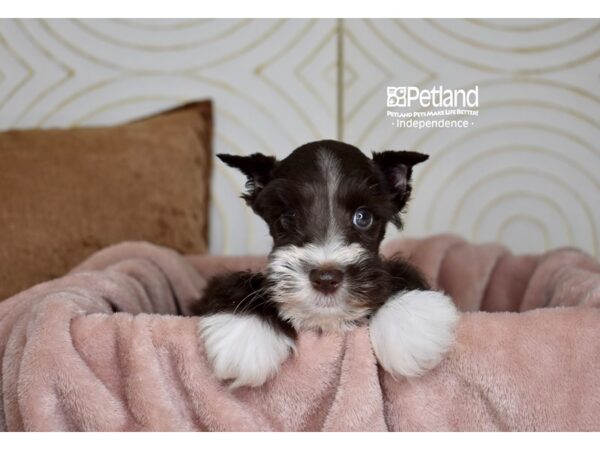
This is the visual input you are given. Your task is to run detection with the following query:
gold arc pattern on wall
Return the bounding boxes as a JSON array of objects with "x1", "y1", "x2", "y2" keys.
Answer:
[{"x1": 343, "y1": 19, "x2": 599, "y2": 257}]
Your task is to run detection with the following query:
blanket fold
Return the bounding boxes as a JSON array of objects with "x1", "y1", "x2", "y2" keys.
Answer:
[{"x1": 1, "y1": 235, "x2": 599, "y2": 431}]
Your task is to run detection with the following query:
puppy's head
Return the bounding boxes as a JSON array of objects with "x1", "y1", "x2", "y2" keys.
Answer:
[{"x1": 219, "y1": 140, "x2": 427, "y2": 331}]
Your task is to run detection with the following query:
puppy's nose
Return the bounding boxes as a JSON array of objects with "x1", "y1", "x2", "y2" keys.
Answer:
[{"x1": 309, "y1": 268, "x2": 344, "y2": 294}]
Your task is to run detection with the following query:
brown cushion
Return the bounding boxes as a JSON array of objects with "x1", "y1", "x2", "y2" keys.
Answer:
[{"x1": 0, "y1": 101, "x2": 213, "y2": 300}]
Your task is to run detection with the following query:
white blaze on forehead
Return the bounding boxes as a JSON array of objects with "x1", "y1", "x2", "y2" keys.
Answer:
[{"x1": 316, "y1": 148, "x2": 342, "y2": 237}]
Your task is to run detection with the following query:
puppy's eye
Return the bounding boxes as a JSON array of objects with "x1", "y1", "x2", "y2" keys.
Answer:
[
  {"x1": 352, "y1": 208, "x2": 374, "y2": 230},
  {"x1": 279, "y1": 209, "x2": 296, "y2": 229}
]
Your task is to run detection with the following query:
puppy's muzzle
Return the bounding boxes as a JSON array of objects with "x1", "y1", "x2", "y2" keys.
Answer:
[{"x1": 309, "y1": 266, "x2": 344, "y2": 294}]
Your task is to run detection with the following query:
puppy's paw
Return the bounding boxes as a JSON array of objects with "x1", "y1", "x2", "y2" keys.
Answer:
[
  {"x1": 198, "y1": 313, "x2": 295, "y2": 389},
  {"x1": 369, "y1": 290, "x2": 459, "y2": 378}
]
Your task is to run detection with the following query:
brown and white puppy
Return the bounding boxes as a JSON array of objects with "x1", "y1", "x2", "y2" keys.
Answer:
[{"x1": 192, "y1": 140, "x2": 458, "y2": 388}]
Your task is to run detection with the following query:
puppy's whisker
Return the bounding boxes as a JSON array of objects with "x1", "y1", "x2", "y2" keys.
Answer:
[
  {"x1": 232, "y1": 286, "x2": 268, "y2": 315},
  {"x1": 237, "y1": 291, "x2": 269, "y2": 315}
]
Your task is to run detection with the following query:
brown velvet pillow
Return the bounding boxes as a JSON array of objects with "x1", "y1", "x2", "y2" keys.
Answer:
[{"x1": 0, "y1": 101, "x2": 212, "y2": 300}]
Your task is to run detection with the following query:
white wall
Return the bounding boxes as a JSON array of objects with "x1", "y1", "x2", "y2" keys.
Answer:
[{"x1": 1, "y1": 19, "x2": 598, "y2": 256}]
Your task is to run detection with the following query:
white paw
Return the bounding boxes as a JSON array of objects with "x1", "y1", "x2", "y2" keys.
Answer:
[
  {"x1": 369, "y1": 290, "x2": 459, "y2": 378},
  {"x1": 198, "y1": 313, "x2": 295, "y2": 389}
]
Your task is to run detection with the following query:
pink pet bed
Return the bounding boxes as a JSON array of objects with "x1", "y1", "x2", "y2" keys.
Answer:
[{"x1": 1, "y1": 234, "x2": 599, "y2": 431}]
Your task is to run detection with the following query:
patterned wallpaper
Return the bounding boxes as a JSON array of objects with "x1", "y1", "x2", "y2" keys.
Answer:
[{"x1": 1, "y1": 19, "x2": 599, "y2": 256}]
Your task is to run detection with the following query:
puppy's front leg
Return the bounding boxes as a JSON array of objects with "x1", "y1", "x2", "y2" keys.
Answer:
[
  {"x1": 192, "y1": 271, "x2": 295, "y2": 389},
  {"x1": 369, "y1": 259, "x2": 459, "y2": 378}
]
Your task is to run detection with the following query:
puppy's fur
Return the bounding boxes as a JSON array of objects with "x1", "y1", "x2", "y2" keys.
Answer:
[{"x1": 193, "y1": 140, "x2": 458, "y2": 388}]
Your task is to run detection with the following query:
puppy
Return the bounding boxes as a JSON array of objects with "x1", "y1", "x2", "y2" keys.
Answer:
[{"x1": 192, "y1": 140, "x2": 458, "y2": 388}]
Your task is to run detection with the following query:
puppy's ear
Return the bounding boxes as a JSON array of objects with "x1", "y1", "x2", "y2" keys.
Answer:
[
  {"x1": 218, "y1": 153, "x2": 278, "y2": 204},
  {"x1": 371, "y1": 150, "x2": 428, "y2": 215}
]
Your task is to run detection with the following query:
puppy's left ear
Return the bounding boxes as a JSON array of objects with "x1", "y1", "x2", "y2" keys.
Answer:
[
  {"x1": 217, "y1": 153, "x2": 278, "y2": 204},
  {"x1": 372, "y1": 150, "x2": 429, "y2": 213}
]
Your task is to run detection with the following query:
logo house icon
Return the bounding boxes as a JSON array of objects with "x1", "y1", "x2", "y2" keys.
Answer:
[{"x1": 387, "y1": 87, "x2": 407, "y2": 107}]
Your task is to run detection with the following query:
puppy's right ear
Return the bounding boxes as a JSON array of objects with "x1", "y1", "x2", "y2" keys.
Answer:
[{"x1": 217, "y1": 153, "x2": 278, "y2": 204}]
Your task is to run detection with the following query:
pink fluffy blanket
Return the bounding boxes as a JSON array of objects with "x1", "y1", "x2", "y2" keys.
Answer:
[{"x1": 1, "y1": 235, "x2": 600, "y2": 431}]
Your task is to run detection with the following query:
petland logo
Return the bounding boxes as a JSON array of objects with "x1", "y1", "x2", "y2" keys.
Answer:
[{"x1": 386, "y1": 85, "x2": 480, "y2": 129}]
